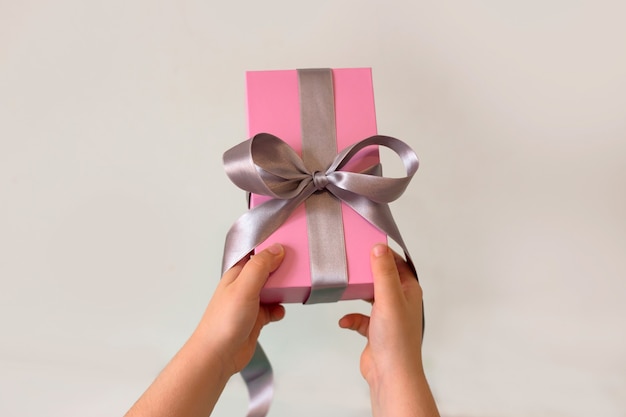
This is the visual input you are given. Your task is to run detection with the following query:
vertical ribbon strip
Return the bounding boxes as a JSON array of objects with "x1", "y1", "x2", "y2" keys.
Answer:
[{"x1": 298, "y1": 69, "x2": 349, "y2": 304}]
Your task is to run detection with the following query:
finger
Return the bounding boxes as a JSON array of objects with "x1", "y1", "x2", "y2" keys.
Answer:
[
  {"x1": 389, "y1": 249, "x2": 416, "y2": 281},
  {"x1": 339, "y1": 313, "x2": 370, "y2": 338},
  {"x1": 235, "y1": 243, "x2": 285, "y2": 298},
  {"x1": 265, "y1": 304, "x2": 286, "y2": 322},
  {"x1": 247, "y1": 305, "x2": 285, "y2": 349},
  {"x1": 388, "y1": 250, "x2": 421, "y2": 298},
  {"x1": 371, "y1": 243, "x2": 404, "y2": 306},
  {"x1": 249, "y1": 303, "x2": 283, "y2": 336}
]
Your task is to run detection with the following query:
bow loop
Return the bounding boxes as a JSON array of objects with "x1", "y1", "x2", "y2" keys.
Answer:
[
  {"x1": 224, "y1": 133, "x2": 419, "y2": 206},
  {"x1": 224, "y1": 133, "x2": 312, "y2": 200}
]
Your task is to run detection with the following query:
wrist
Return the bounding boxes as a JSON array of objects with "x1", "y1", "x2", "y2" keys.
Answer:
[
  {"x1": 367, "y1": 364, "x2": 439, "y2": 417},
  {"x1": 365, "y1": 351, "x2": 425, "y2": 387},
  {"x1": 185, "y1": 330, "x2": 236, "y2": 383},
  {"x1": 367, "y1": 362, "x2": 423, "y2": 411},
  {"x1": 367, "y1": 361, "x2": 425, "y2": 391}
]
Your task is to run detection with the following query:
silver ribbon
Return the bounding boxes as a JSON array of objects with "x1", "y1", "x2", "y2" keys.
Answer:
[
  {"x1": 299, "y1": 68, "x2": 348, "y2": 304},
  {"x1": 221, "y1": 132, "x2": 420, "y2": 417},
  {"x1": 222, "y1": 133, "x2": 419, "y2": 274}
]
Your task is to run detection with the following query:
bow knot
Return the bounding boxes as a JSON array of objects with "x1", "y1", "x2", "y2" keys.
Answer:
[{"x1": 312, "y1": 171, "x2": 329, "y2": 191}]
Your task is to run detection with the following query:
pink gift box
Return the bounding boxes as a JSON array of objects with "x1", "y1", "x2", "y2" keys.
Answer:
[{"x1": 246, "y1": 68, "x2": 386, "y2": 303}]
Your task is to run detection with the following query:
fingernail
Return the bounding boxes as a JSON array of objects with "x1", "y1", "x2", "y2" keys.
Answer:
[
  {"x1": 267, "y1": 243, "x2": 283, "y2": 255},
  {"x1": 372, "y1": 243, "x2": 387, "y2": 257}
]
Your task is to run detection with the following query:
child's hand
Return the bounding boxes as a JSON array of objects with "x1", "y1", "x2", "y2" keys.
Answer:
[
  {"x1": 339, "y1": 244, "x2": 439, "y2": 417},
  {"x1": 192, "y1": 243, "x2": 286, "y2": 377},
  {"x1": 124, "y1": 244, "x2": 286, "y2": 417},
  {"x1": 339, "y1": 243, "x2": 423, "y2": 385}
]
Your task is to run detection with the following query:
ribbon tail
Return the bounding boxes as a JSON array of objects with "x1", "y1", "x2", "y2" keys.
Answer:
[
  {"x1": 221, "y1": 189, "x2": 313, "y2": 417},
  {"x1": 221, "y1": 192, "x2": 311, "y2": 274},
  {"x1": 329, "y1": 187, "x2": 410, "y2": 262},
  {"x1": 331, "y1": 187, "x2": 424, "y2": 336},
  {"x1": 241, "y1": 343, "x2": 273, "y2": 417}
]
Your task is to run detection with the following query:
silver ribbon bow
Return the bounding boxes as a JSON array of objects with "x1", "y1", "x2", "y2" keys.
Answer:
[
  {"x1": 221, "y1": 132, "x2": 420, "y2": 417},
  {"x1": 222, "y1": 133, "x2": 419, "y2": 275}
]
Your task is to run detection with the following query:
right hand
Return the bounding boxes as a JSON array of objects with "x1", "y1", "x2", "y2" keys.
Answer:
[{"x1": 339, "y1": 243, "x2": 424, "y2": 387}]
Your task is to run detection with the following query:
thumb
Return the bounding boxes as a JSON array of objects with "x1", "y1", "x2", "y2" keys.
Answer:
[
  {"x1": 370, "y1": 243, "x2": 404, "y2": 307},
  {"x1": 235, "y1": 243, "x2": 285, "y2": 297}
]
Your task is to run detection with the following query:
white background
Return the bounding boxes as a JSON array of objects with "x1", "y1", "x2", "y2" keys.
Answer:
[{"x1": 1, "y1": 1, "x2": 625, "y2": 416}]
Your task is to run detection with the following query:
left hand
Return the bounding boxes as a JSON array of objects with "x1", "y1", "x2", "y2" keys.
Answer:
[{"x1": 192, "y1": 243, "x2": 286, "y2": 377}]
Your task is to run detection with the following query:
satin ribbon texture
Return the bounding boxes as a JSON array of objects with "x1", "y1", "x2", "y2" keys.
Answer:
[
  {"x1": 222, "y1": 133, "x2": 419, "y2": 278},
  {"x1": 221, "y1": 132, "x2": 420, "y2": 416}
]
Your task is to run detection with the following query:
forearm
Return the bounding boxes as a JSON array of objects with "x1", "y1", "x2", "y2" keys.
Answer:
[
  {"x1": 125, "y1": 334, "x2": 231, "y2": 417},
  {"x1": 369, "y1": 368, "x2": 440, "y2": 417}
]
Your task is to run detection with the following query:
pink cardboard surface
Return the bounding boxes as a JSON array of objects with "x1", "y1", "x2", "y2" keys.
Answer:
[{"x1": 246, "y1": 68, "x2": 386, "y2": 303}]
